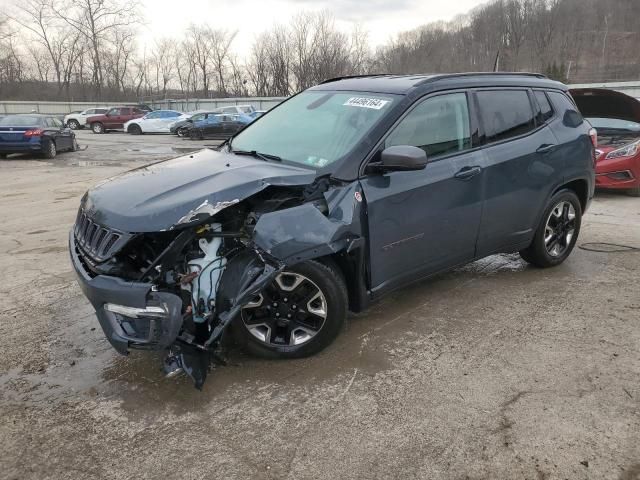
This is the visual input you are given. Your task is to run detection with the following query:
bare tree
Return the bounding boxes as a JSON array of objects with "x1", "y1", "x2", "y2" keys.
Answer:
[{"x1": 51, "y1": 0, "x2": 141, "y2": 97}]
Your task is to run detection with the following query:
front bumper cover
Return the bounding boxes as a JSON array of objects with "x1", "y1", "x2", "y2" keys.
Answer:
[{"x1": 69, "y1": 230, "x2": 183, "y2": 355}]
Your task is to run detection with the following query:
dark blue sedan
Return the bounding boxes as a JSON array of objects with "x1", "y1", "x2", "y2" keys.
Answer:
[{"x1": 0, "y1": 114, "x2": 78, "y2": 159}]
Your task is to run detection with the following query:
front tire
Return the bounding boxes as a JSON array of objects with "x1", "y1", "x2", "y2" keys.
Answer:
[
  {"x1": 91, "y1": 122, "x2": 104, "y2": 134},
  {"x1": 519, "y1": 190, "x2": 582, "y2": 268},
  {"x1": 234, "y1": 260, "x2": 348, "y2": 359},
  {"x1": 128, "y1": 124, "x2": 142, "y2": 135},
  {"x1": 67, "y1": 119, "x2": 80, "y2": 130}
]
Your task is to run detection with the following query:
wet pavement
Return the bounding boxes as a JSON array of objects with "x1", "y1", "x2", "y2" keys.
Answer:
[{"x1": 1, "y1": 134, "x2": 639, "y2": 479}]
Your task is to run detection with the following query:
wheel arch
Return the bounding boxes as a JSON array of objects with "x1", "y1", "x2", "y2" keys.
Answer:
[
  {"x1": 315, "y1": 248, "x2": 369, "y2": 313},
  {"x1": 552, "y1": 178, "x2": 589, "y2": 213}
]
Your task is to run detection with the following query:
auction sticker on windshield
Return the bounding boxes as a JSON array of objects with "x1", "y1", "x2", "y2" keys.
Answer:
[{"x1": 344, "y1": 97, "x2": 390, "y2": 109}]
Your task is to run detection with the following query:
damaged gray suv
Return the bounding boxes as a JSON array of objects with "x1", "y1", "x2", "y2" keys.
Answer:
[{"x1": 70, "y1": 73, "x2": 595, "y2": 388}]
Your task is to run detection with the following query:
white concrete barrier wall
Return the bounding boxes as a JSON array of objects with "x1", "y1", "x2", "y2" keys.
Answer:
[
  {"x1": 0, "y1": 81, "x2": 638, "y2": 115},
  {"x1": 0, "y1": 97, "x2": 287, "y2": 115}
]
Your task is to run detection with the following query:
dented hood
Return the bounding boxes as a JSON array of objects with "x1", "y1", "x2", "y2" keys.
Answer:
[
  {"x1": 81, "y1": 148, "x2": 316, "y2": 232},
  {"x1": 570, "y1": 88, "x2": 640, "y2": 123}
]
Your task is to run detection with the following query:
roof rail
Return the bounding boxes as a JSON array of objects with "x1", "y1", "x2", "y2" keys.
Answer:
[
  {"x1": 415, "y1": 71, "x2": 548, "y2": 86},
  {"x1": 320, "y1": 74, "x2": 394, "y2": 84}
]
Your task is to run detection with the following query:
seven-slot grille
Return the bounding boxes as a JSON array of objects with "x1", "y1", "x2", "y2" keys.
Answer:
[{"x1": 74, "y1": 209, "x2": 125, "y2": 262}]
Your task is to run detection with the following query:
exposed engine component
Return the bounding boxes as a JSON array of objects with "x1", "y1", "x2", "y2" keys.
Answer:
[{"x1": 183, "y1": 224, "x2": 227, "y2": 324}]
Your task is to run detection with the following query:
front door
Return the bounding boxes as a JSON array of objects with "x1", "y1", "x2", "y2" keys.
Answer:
[
  {"x1": 361, "y1": 92, "x2": 485, "y2": 292},
  {"x1": 104, "y1": 108, "x2": 123, "y2": 129}
]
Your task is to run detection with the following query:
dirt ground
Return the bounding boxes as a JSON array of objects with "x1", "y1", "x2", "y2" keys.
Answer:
[{"x1": 1, "y1": 130, "x2": 639, "y2": 480}]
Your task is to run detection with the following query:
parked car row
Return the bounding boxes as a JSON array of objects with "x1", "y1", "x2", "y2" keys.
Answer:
[
  {"x1": 63, "y1": 103, "x2": 266, "y2": 139},
  {"x1": 64, "y1": 104, "x2": 153, "y2": 130}
]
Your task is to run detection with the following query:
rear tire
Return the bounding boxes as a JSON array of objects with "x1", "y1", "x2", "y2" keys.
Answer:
[
  {"x1": 67, "y1": 119, "x2": 80, "y2": 130},
  {"x1": 91, "y1": 122, "x2": 104, "y2": 134},
  {"x1": 128, "y1": 124, "x2": 142, "y2": 135},
  {"x1": 519, "y1": 190, "x2": 582, "y2": 268},
  {"x1": 0, "y1": 153, "x2": 7, "y2": 159},
  {"x1": 232, "y1": 260, "x2": 348, "y2": 359},
  {"x1": 42, "y1": 139, "x2": 57, "y2": 159}
]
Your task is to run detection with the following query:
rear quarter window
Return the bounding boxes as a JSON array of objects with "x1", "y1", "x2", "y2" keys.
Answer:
[
  {"x1": 477, "y1": 90, "x2": 535, "y2": 143},
  {"x1": 548, "y1": 91, "x2": 584, "y2": 127}
]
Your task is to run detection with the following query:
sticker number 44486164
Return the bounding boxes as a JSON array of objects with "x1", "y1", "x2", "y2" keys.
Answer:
[{"x1": 343, "y1": 97, "x2": 390, "y2": 110}]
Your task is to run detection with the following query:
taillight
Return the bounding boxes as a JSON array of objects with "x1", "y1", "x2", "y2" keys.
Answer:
[
  {"x1": 24, "y1": 129, "x2": 43, "y2": 137},
  {"x1": 588, "y1": 127, "x2": 598, "y2": 148}
]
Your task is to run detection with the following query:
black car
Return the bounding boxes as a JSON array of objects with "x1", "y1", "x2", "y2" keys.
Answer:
[
  {"x1": 69, "y1": 73, "x2": 595, "y2": 388},
  {"x1": 169, "y1": 111, "x2": 218, "y2": 137},
  {"x1": 188, "y1": 113, "x2": 251, "y2": 140},
  {"x1": 0, "y1": 114, "x2": 78, "y2": 158}
]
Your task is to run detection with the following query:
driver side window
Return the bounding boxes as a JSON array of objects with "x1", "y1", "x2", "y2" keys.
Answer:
[{"x1": 385, "y1": 93, "x2": 472, "y2": 159}]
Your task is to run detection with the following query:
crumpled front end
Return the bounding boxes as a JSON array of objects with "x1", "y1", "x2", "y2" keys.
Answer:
[{"x1": 69, "y1": 173, "x2": 365, "y2": 389}]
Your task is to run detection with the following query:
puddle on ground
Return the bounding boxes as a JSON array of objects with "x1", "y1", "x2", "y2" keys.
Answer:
[{"x1": 70, "y1": 160, "x2": 124, "y2": 167}]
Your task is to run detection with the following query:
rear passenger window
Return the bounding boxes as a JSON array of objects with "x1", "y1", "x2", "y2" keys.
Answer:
[
  {"x1": 477, "y1": 90, "x2": 535, "y2": 143},
  {"x1": 534, "y1": 90, "x2": 554, "y2": 124},
  {"x1": 385, "y1": 92, "x2": 471, "y2": 159},
  {"x1": 548, "y1": 91, "x2": 584, "y2": 126}
]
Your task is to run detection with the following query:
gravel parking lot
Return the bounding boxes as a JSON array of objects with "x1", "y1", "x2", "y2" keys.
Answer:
[{"x1": 1, "y1": 130, "x2": 639, "y2": 480}]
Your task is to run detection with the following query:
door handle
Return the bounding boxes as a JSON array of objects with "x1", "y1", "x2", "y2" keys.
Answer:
[
  {"x1": 536, "y1": 144, "x2": 556, "y2": 154},
  {"x1": 454, "y1": 166, "x2": 482, "y2": 180}
]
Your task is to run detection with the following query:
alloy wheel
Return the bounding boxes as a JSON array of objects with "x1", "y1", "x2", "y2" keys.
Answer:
[
  {"x1": 241, "y1": 272, "x2": 328, "y2": 347},
  {"x1": 544, "y1": 200, "x2": 576, "y2": 257}
]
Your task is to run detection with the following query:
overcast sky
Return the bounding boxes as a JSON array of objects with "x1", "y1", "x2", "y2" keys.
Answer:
[{"x1": 140, "y1": 0, "x2": 487, "y2": 55}]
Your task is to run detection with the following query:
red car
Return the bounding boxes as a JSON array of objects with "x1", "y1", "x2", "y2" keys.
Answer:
[
  {"x1": 571, "y1": 88, "x2": 640, "y2": 196},
  {"x1": 87, "y1": 106, "x2": 146, "y2": 134}
]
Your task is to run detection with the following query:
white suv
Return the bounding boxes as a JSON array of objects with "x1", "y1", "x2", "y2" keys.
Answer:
[
  {"x1": 64, "y1": 108, "x2": 109, "y2": 130},
  {"x1": 216, "y1": 105, "x2": 257, "y2": 115}
]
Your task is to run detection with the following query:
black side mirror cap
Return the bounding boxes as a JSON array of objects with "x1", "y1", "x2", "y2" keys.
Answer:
[{"x1": 377, "y1": 145, "x2": 429, "y2": 172}]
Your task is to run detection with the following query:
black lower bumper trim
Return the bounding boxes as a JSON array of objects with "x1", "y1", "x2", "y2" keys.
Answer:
[{"x1": 69, "y1": 230, "x2": 184, "y2": 354}]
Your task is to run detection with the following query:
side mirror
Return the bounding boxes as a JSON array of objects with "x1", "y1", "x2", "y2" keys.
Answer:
[{"x1": 379, "y1": 145, "x2": 428, "y2": 172}]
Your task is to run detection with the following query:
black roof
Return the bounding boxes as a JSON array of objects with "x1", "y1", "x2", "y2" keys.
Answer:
[{"x1": 310, "y1": 72, "x2": 566, "y2": 95}]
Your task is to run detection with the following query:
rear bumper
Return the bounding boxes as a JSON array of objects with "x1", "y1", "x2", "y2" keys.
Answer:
[
  {"x1": 69, "y1": 230, "x2": 183, "y2": 355},
  {"x1": 0, "y1": 141, "x2": 42, "y2": 153}
]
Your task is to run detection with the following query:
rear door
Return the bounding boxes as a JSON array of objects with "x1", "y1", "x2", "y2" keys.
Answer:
[
  {"x1": 361, "y1": 91, "x2": 485, "y2": 292},
  {"x1": 119, "y1": 108, "x2": 135, "y2": 127},
  {"x1": 49, "y1": 117, "x2": 72, "y2": 150},
  {"x1": 474, "y1": 88, "x2": 561, "y2": 256},
  {"x1": 204, "y1": 115, "x2": 225, "y2": 136},
  {"x1": 159, "y1": 111, "x2": 181, "y2": 132}
]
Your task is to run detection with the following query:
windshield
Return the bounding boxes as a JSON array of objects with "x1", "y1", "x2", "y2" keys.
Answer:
[
  {"x1": 0, "y1": 115, "x2": 43, "y2": 126},
  {"x1": 587, "y1": 117, "x2": 640, "y2": 132},
  {"x1": 231, "y1": 90, "x2": 398, "y2": 168}
]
